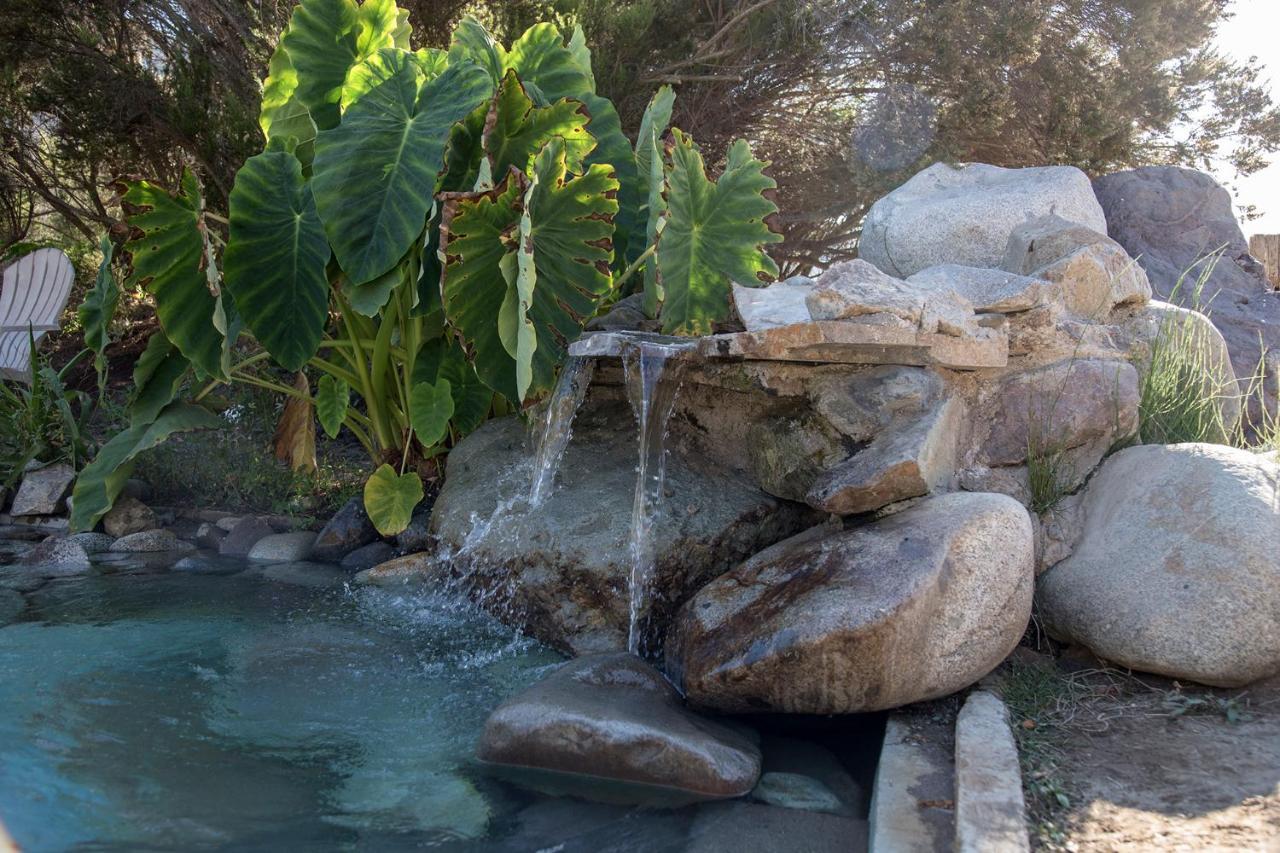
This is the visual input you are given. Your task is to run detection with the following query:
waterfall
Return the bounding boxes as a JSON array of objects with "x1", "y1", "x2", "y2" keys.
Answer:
[
  {"x1": 622, "y1": 338, "x2": 693, "y2": 656},
  {"x1": 528, "y1": 355, "x2": 595, "y2": 507}
]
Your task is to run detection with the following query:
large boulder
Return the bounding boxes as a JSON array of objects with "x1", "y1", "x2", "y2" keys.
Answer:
[
  {"x1": 10, "y1": 463, "x2": 75, "y2": 517},
  {"x1": 1038, "y1": 443, "x2": 1280, "y2": 687},
  {"x1": 431, "y1": 410, "x2": 817, "y2": 655},
  {"x1": 1093, "y1": 166, "x2": 1280, "y2": 413},
  {"x1": 668, "y1": 492, "x2": 1034, "y2": 713},
  {"x1": 477, "y1": 653, "x2": 761, "y2": 804},
  {"x1": 859, "y1": 163, "x2": 1107, "y2": 278}
]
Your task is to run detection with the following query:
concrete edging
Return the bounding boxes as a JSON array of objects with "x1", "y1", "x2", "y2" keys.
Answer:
[
  {"x1": 868, "y1": 716, "x2": 954, "y2": 852},
  {"x1": 954, "y1": 690, "x2": 1030, "y2": 852}
]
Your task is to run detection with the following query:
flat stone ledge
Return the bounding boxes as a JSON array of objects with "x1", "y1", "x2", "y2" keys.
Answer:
[
  {"x1": 869, "y1": 716, "x2": 954, "y2": 853},
  {"x1": 570, "y1": 323, "x2": 1008, "y2": 370},
  {"x1": 955, "y1": 691, "x2": 1030, "y2": 853}
]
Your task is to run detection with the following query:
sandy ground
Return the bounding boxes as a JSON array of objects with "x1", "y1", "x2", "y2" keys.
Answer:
[{"x1": 996, "y1": 655, "x2": 1280, "y2": 852}]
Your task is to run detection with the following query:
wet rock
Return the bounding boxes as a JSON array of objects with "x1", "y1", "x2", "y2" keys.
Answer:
[
  {"x1": 432, "y1": 411, "x2": 816, "y2": 655},
  {"x1": 747, "y1": 414, "x2": 849, "y2": 505},
  {"x1": 18, "y1": 538, "x2": 92, "y2": 573},
  {"x1": 804, "y1": 366, "x2": 962, "y2": 515},
  {"x1": 172, "y1": 553, "x2": 246, "y2": 574},
  {"x1": 103, "y1": 495, "x2": 159, "y2": 538},
  {"x1": 353, "y1": 552, "x2": 447, "y2": 587},
  {"x1": 339, "y1": 541, "x2": 396, "y2": 571},
  {"x1": 668, "y1": 492, "x2": 1034, "y2": 713},
  {"x1": 1002, "y1": 215, "x2": 1151, "y2": 316},
  {"x1": 63, "y1": 532, "x2": 115, "y2": 555},
  {"x1": 979, "y1": 358, "x2": 1139, "y2": 481},
  {"x1": 759, "y1": 735, "x2": 864, "y2": 817},
  {"x1": 684, "y1": 801, "x2": 867, "y2": 853},
  {"x1": 393, "y1": 502, "x2": 434, "y2": 553},
  {"x1": 217, "y1": 517, "x2": 273, "y2": 558},
  {"x1": 477, "y1": 653, "x2": 762, "y2": 804},
  {"x1": 1094, "y1": 165, "x2": 1280, "y2": 413},
  {"x1": 120, "y1": 478, "x2": 153, "y2": 502},
  {"x1": 859, "y1": 162, "x2": 1107, "y2": 278},
  {"x1": 907, "y1": 264, "x2": 1054, "y2": 314},
  {"x1": 194, "y1": 522, "x2": 227, "y2": 550},
  {"x1": 10, "y1": 463, "x2": 75, "y2": 517},
  {"x1": 109, "y1": 529, "x2": 194, "y2": 553},
  {"x1": 733, "y1": 277, "x2": 814, "y2": 330},
  {"x1": 751, "y1": 772, "x2": 844, "y2": 814},
  {"x1": 215, "y1": 515, "x2": 244, "y2": 532},
  {"x1": 1038, "y1": 443, "x2": 1280, "y2": 687},
  {"x1": 247, "y1": 532, "x2": 316, "y2": 562},
  {"x1": 310, "y1": 497, "x2": 379, "y2": 562}
]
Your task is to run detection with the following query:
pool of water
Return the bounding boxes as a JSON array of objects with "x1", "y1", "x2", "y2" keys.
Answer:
[{"x1": 0, "y1": 548, "x2": 877, "y2": 852}]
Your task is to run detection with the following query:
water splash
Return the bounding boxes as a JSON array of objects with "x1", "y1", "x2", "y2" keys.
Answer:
[
  {"x1": 622, "y1": 338, "x2": 694, "y2": 656},
  {"x1": 528, "y1": 355, "x2": 595, "y2": 507}
]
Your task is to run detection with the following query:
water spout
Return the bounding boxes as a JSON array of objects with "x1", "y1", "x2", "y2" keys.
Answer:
[
  {"x1": 528, "y1": 355, "x2": 595, "y2": 508},
  {"x1": 622, "y1": 338, "x2": 694, "y2": 656}
]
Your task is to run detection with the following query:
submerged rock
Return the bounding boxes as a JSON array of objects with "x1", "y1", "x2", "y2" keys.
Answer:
[
  {"x1": 1038, "y1": 444, "x2": 1280, "y2": 687},
  {"x1": 431, "y1": 411, "x2": 816, "y2": 654},
  {"x1": 310, "y1": 497, "x2": 379, "y2": 562},
  {"x1": 477, "y1": 653, "x2": 761, "y2": 804},
  {"x1": 668, "y1": 492, "x2": 1034, "y2": 713},
  {"x1": 63, "y1": 532, "x2": 115, "y2": 555},
  {"x1": 859, "y1": 162, "x2": 1107, "y2": 278},
  {"x1": 353, "y1": 552, "x2": 449, "y2": 587},
  {"x1": 684, "y1": 801, "x2": 866, "y2": 853},
  {"x1": 751, "y1": 772, "x2": 844, "y2": 814},
  {"x1": 0, "y1": 587, "x2": 24, "y2": 624},
  {"x1": 10, "y1": 463, "x2": 75, "y2": 517}
]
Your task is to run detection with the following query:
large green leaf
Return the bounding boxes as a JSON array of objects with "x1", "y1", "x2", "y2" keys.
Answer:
[
  {"x1": 123, "y1": 171, "x2": 229, "y2": 380},
  {"x1": 316, "y1": 374, "x2": 349, "y2": 438},
  {"x1": 129, "y1": 330, "x2": 190, "y2": 426},
  {"x1": 641, "y1": 126, "x2": 668, "y2": 318},
  {"x1": 69, "y1": 402, "x2": 223, "y2": 532},
  {"x1": 311, "y1": 58, "x2": 494, "y2": 286},
  {"x1": 505, "y1": 23, "x2": 637, "y2": 265},
  {"x1": 497, "y1": 176, "x2": 537, "y2": 401},
  {"x1": 442, "y1": 139, "x2": 617, "y2": 403},
  {"x1": 79, "y1": 234, "x2": 118, "y2": 391},
  {"x1": 485, "y1": 70, "x2": 594, "y2": 178},
  {"x1": 439, "y1": 173, "x2": 523, "y2": 401},
  {"x1": 341, "y1": 46, "x2": 418, "y2": 112},
  {"x1": 634, "y1": 85, "x2": 675, "y2": 285},
  {"x1": 448, "y1": 17, "x2": 505, "y2": 85},
  {"x1": 259, "y1": 42, "x2": 318, "y2": 168},
  {"x1": 363, "y1": 463, "x2": 423, "y2": 536},
  {"x1": 412, "y1": 336, "x2": 492, "y2": 436},
  {"x1": 223, "y1": 151, "x2": 331, "y2": 371},
  {"x1": 279, "y1": 0, "x2": 404, "y2": 131},
  {"x1": 657, "y1": 131, "x2": 782, "y2": 335},
  {"x1": 409, "y1": 378, "x2": 454, "y2": 447}
]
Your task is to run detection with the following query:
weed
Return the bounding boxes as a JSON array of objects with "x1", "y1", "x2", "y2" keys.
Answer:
[{"x1": 0, "y1": 339, "x2": 94, "y2": 488}]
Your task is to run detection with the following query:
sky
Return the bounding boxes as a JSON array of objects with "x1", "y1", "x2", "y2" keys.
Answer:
[{"x1": 1214, "y1": 0, "x2": 1280, "y2": 238}]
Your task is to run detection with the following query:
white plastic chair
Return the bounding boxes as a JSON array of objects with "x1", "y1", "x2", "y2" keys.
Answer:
[{"x1": 0, "y1": 248, "x2": 76, "y2": 382}]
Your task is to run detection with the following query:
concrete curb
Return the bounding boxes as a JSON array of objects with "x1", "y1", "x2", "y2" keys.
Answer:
[
  {"x1": 955, "y1": 690, "x2": 1030, "y2": 852},
  {"x1": 868, "y1": 716, "x2": 954, "y2": 852}
]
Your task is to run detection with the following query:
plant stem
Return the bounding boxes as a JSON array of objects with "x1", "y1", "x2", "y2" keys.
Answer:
[{"x1": 613, "y1": 243, "x2": 657, "y2": 292}]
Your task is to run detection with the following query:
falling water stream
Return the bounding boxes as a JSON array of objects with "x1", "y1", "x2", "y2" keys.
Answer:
[
  {"x1": 524, "y1": 334, "x2": 695, "y2": 656},
  {"x1": 621, "y1": 338, "x2": 694, "y2": 655},
  {"x1": 528, "y1": 355, "x2": 596, "y2": 507}
]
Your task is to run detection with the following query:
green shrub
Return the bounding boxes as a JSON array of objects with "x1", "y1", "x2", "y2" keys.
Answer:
[{"x1": 0, "y1": 342, "x2": 93, "y2": 489}]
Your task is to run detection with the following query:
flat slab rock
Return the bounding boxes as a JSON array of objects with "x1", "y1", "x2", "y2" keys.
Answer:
[
  {"x1": 477, "y1": 653, "x2": 762, "y2": 805},
  {"x1": 430, "y1": 410, "x2": 817, "y2": 655},
  {"x1": 668, "y1": 492, "x2": 1034, "y2": 713}
]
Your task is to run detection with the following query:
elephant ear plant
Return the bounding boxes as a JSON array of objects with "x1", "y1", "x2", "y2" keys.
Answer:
[{"x1": 71, "y1": 0, "x2": 781, "y2": 537}]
